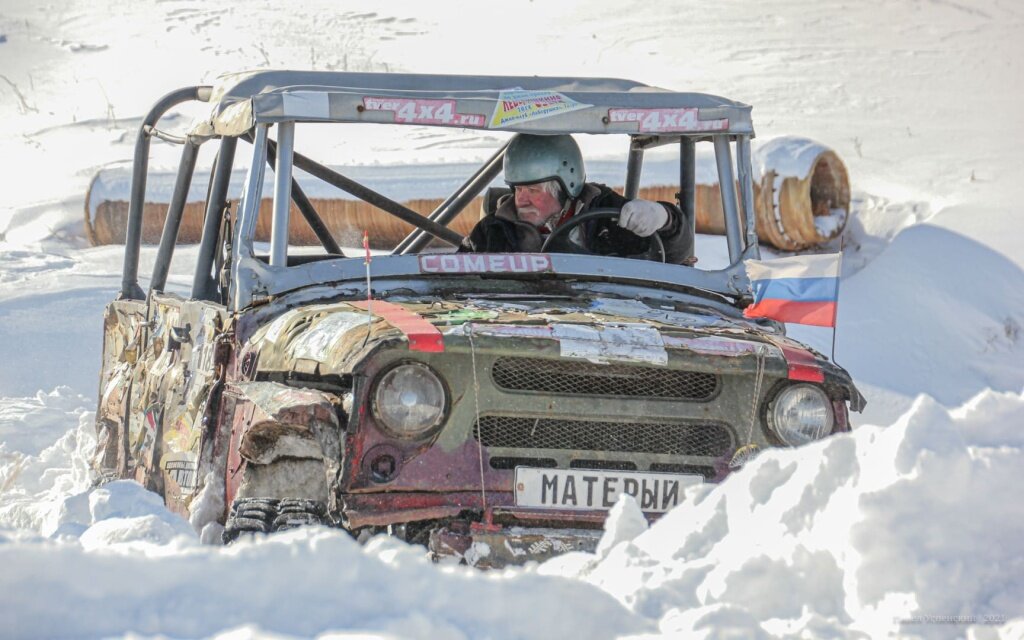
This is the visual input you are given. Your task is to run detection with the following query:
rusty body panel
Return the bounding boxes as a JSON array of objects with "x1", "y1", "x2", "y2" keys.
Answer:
[
  {"x1": 94, "y1": 278, "x2": 864, "y2": 557},
  {"x1": 222, "y1": 292, "x2": 861, "y2": 545},
  {"x1": 222, "y1": 381, "x2": 343, "y2": 510},
  {"x1": 94, "y1": 293, "x2": 227, "y2": 518},
  {"x1": 94, "y1": 301, "x2": 147, "y2": 478},
  {"x1": 94, "y1": 278, "x2": 862, "y2": 563},
  {"x1": 429, "y1": 523, "x2": 603, "y2": 568}
]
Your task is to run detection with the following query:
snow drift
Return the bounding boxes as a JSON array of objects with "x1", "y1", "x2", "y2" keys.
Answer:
[{"x1": 2, "y1": 389, "x2": 1021, "y2": 639}]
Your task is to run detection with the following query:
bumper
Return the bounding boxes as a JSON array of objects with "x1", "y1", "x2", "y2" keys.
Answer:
[{"x1": 428, "y1": 522, "x2": 603, "y2": 568}]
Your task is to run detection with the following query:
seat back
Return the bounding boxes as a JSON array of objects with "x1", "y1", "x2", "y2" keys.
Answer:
[{"x1": 481, "y1": 186, "x2": 512, "y2": 217}]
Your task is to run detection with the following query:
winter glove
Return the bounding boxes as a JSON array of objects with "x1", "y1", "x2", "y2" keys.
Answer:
[{"x1": 618, "y1": 199, "x2": 669, "y2": 237}]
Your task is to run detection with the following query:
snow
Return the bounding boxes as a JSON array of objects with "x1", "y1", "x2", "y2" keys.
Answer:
[
  {"x1": 1, "y1": 0, "x2": 1023, "y2": 637},
  {"x1": 2, "y1": 524, "x2": 646, "y2": 639},
  {"x1": 0, "y1": 386, "x2": 90, "y2": 455},
  {"x1": 563, "y1": 389, "x2": 1024, "y2": 638},
  {"x1": 594, "y1": 494, "x2": 648, "y2": 560},
  {"x1": 2, "y1": 391, "x2": 1021, "y2": 638},
  {"x1": 815, "y1": 208, "x2": 847, "y2": 238},
  {"x1": 751, "y1": 136, "x2": 829, "y2": 182}
]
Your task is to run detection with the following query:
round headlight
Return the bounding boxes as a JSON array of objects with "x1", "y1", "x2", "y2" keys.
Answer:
[
  {"x1": 373, "y1": 363, "x2": 447, "y2": 437},
  {"x1": 767, "y1": 384, "x2": 834, "y2": 446}
]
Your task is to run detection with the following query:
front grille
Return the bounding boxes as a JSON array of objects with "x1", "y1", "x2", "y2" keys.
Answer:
[
  {"x1": 491, "y1": 357, "x2": 718, "y2": 400},
  {"x1": 489, "y1": 456, "x2": 558, "y2": 470},
  {"x1": 570, "y1": 459, "x2": 638, "y2": 471},
  {"x1": 475, "y1": 415, "x2": 733, "y2": 457},
  {"x1": 650, "y1": 463, "x2": 718, "y2": 480}
]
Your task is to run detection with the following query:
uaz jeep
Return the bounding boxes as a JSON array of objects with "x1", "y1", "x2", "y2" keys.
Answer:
[{"x1": 92, "y1": 71, "x2": 864, "y2": 567}]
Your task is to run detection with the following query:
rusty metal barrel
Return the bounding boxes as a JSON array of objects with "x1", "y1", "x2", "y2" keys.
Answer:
[{"x1": 85, "y1": 137, "x2": 849, "y2": 251}]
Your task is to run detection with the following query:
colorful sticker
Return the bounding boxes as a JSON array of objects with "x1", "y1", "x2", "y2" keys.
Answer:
[
  {"x1": 588, "y1": 298, "x2": 728, "y2": 329},
  {"x1": 133, "y1": 404, "x2": 161, "y2": 459},
  {"x1": 164, "y1": 412, "x2": 196, "y2": 454},
  {"x1": 662, "y1": 335, "x2": 762, "y2": 357},
  {"x1": 463, "y1": 324, "x2": 555, "y2": 340},
  {"x1": 419, "y1": 253, "x2": 553, "y2": 274},
  {"x1": 350, "y1": 300, "x2": 444, "y2": 353},
  {"x1": 490, "y1": 90, "x2": 590, "y2": 128},
  {"x1": 362, "y1": 96, "x2": 485, "y2": 128},
  {"x1": 607, "y1": 107, "x2": 729, "y2": 133},
  {"x1": 263, "y1": 308, "x2": 303, "y2": 344},
  {"x1": 162, "y1": 452, "x2": 198, "y2": 493},
  {"x1": 291, "y1": 312, "x2": 366, "y2": 362},
  {"x1": 434, "y1": 309, "x2": 500, "y2": 325},
  {"x1": 551, "y1": 323, "x2": 668, "y2": 366},
  {"x1": 192, "y1": 312, "x2": 215, "y2": 372}
]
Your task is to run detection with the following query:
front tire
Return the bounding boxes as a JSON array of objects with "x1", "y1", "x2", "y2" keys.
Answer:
[{"x1": 222, "y1": 496, "x2": 327, "y2": 543}]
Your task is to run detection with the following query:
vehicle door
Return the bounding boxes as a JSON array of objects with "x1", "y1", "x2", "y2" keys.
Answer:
[
  {"x1": 94, "y1": 299, "x2": 148, "y2": 480},
  {"x1": 102, "y1": 148, "x2": 237, "y2": 521},
  {"x1": 125, "y1": 292, "x2": 226, "y2": 515}
]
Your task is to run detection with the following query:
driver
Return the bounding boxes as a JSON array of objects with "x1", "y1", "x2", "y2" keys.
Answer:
[{"x1": 461, "y1": 134, "x2": 693, "y2": 263}]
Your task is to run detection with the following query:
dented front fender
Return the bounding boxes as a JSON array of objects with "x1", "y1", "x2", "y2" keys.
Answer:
[{"x1": 224, "y1": 381, "x2": 345, "y2": 509}]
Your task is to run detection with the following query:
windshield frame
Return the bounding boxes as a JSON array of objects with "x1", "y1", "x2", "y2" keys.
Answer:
[{"x1": 229, "y1": 121, "x2": 760, "y2": 312}]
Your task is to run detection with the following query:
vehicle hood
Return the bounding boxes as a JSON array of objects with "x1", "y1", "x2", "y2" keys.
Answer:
[
  {"x1": 243, "y1": 295, "x2": 785, "y2": 373},
  {"x1": 239, "y1": 295, "x2": 864, "y2": 411}
]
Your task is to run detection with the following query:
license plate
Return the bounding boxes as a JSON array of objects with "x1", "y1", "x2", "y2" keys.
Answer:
[{"x1": 514, "y1": 467, "x2": 703, "y2": 513}]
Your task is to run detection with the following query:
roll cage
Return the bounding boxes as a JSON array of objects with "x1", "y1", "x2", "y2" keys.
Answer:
[{"x1": 120, "y1": 71, "x2": 761, "y2": 312}]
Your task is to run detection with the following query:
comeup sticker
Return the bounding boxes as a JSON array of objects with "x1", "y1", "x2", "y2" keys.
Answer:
[
  {"x1": 418, "y1": 253, "x2": 553, "y2": 274},
  {"x1": 490, "y1": 90, "x2": 590, "y2": 128}
]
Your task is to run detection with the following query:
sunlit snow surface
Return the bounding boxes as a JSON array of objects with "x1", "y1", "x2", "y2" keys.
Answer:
[
  {"x1": 1, "y1": 390, "x2": 1021, "y2": 638},
  {"x1": 1, "y1": 0, "x2": 1023, "y2": 637}
]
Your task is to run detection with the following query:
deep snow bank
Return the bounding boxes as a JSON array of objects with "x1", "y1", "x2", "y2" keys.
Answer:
[
  {"x1": 1, "y1": 389, "x2": 1021, "y2": 639},
  {"x1": 0, "y1": 386, "x2": 90, "y2": 455},
  {"x1": 555, "y1": 387, "x2": 1024, "y2": 638},
  {"x1": 788, "y1": 221, "x2": 1024, "y2": 426},
  {"x1": 1, "y1": 503, "x2": 646, "y2": 640},
  {"x1": 0, "y1": 400, "x2": 95, "y2": 537}
]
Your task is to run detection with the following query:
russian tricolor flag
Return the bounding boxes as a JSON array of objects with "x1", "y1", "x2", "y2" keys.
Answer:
[{"x1": 743, "y1": 253, "x2": 842, "y2": 327}]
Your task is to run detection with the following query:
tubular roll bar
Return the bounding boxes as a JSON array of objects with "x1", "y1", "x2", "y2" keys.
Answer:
[
  {"x1": 192, "y1": 137, "x2": 238, "y2": 300},
  {"x1": 239, "y1": 133, "x2": 466, "y2": 250},
  {"x1": 398, "y1": 141, "x2": 509, "y2": 255},
  {"x1": 120, "y1": 85, "x2": 213, "y2": 300},
  {"x1": 150, "y1": 140, "x2": 200, "y2": 292},
  {"x1": 269, "y1": 122, "x2": 295, "y2": 267},
  {"x1": 128, "y1": 88, "x2": 759, "y2": 303},
  {"x1": 275, "y1": 142, "x2": 466, "y2": 248},
  {"x1": 735, "y1": 136, "x2": 761, "y2": 258},
  {"x1": 714, "y1": 136, "x2": 744, "y2": 261},
  {"x1": 680, "y1": 138, "x2": 696, "y2": 249},
  {"x1": 624, "y1": 142, "x2": 644, "y2": 200},
  {"x1": 264, "y1": 138, "x2": 344, "y2": 256}
]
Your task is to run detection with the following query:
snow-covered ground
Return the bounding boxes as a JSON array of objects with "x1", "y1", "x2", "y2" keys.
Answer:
[{"x1": 1, "y1": 0, "x2": 1022, "y2": 638}]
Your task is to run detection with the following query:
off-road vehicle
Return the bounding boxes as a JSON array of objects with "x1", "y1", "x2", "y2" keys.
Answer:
[{"x1": 92, "y1": 71, "x2": 864, "y2": 567}]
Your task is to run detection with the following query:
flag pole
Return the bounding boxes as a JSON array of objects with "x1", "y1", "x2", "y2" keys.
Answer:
[
  {"x1": 363, "y1": 230, "x2": 373, "y2": 336},
  {"x1": 830, "y1": 237, "x2": 844, "y2": 365}
]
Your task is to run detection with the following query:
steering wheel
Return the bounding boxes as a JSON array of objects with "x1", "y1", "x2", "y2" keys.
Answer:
[{"x1": 540, "y1": 207, "x2": 666, "y2": 263}]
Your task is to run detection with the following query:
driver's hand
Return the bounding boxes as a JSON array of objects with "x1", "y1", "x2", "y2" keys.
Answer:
[{"x1": 618, "y1": 200, "x2": 668, "y2": 237}]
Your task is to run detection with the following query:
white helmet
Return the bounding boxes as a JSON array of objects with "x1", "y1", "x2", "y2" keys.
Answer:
[{"x1": 503, "y1": 134, "x2": 585, "y2": 199}]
